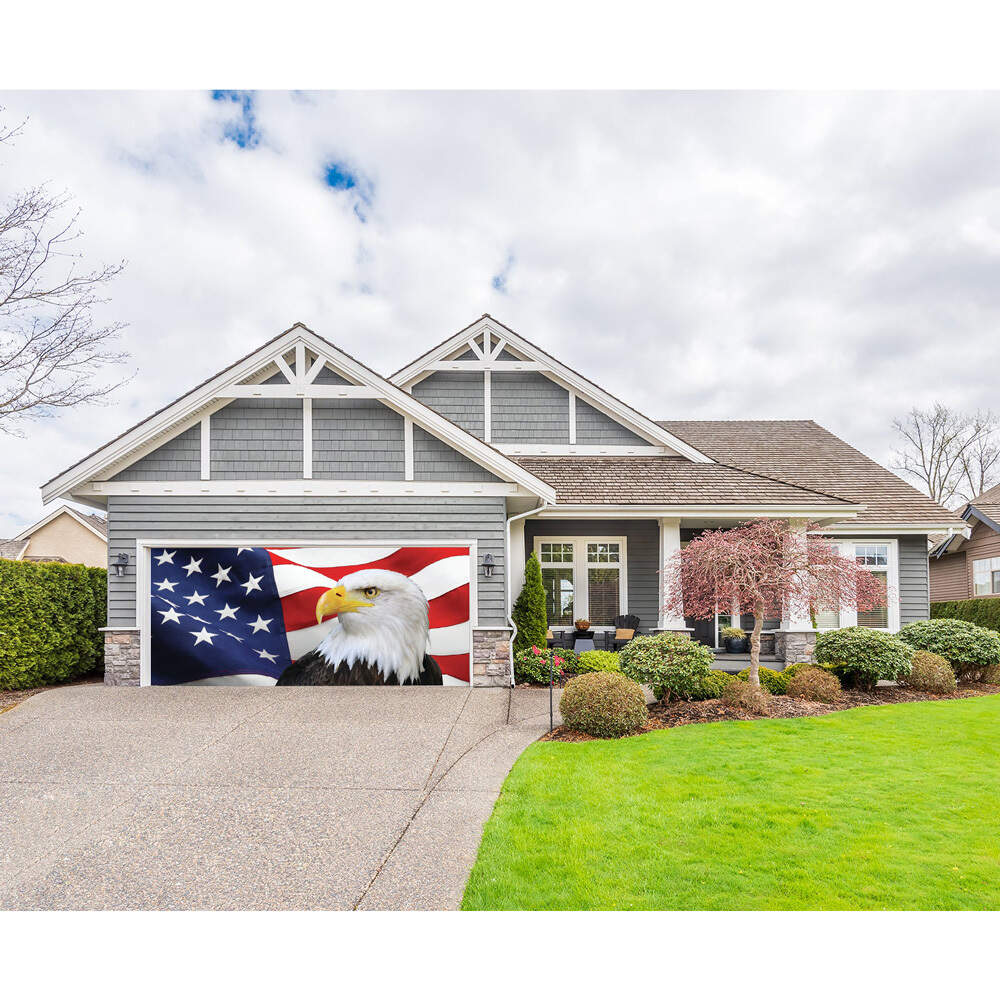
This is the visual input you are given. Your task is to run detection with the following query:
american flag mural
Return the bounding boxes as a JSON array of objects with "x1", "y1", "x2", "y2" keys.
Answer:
[{"x1": 149, "y1": 545, "x2": 472, "y2": 685}]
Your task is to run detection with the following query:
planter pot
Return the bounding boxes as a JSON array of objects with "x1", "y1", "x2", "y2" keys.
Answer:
[{"x1": 724, "y1": 637, "x2": 749, "y2": 654}]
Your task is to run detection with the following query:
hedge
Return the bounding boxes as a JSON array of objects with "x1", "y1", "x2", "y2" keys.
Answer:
[
  {"x1": 0, "y1": 560, "x2": 107, "y2": 690},
  {"x1": 931, "y1": 596, "x2": 1000, "y2": 633}
]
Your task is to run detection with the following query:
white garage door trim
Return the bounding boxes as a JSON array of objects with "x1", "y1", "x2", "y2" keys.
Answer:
[{"x1": 135, "y1": 538, "x2": 478, "y2": 687}]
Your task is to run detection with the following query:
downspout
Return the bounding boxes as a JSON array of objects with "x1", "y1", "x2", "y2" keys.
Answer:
[{"x1": 505, "y1": 501, "x2": 552, "y2": 686}]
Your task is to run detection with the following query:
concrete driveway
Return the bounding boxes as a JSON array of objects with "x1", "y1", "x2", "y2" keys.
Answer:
[{"x1": 0, "y1": 684, "x2": 560, "y2": 910}]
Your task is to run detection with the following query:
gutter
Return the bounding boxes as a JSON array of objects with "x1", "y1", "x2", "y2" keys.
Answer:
[{"x1": 505, "y1": 501, "x2": 552, "y2": 686}]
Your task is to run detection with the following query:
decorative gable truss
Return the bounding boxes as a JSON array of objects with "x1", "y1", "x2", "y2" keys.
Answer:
[
  {"x1": 391, "y1": 315, "x2": 713, "y2": 461},
  {"x1": 42, "y1": 324, "x2": 556, "y2": 506}
]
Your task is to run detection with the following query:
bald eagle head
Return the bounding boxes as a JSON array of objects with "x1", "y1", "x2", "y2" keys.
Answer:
[{"x1": 313, "y1": 569, "x2": 430, "y2": 684}]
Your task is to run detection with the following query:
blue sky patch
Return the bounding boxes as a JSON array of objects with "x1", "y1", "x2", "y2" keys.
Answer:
[
  {"x1": 211, "y1": 90, "x2": 260, "y2": 148},
  {"x1": 324, "y1": 161, "x2": 374, "y2": 221},
  {"x1": 491, "y1": 253, "x2": 515, "y2": 294}
]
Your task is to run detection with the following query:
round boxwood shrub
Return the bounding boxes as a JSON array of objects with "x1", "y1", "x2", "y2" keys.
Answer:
[
  {"x1": 720, "y1": 678, "x2": 770, "y2": 716},
  {"x1": 981, "y1": 664, "x2": 1000, "y2": 685},
  {"x1": 787, "y1": 666, "x2": 842, "y2": 703},
  {"x1": 619, "y1": 632, "x2": 714, "y2": 701},
  {"x1": 812, "y1": 626, "x2": 912, "y2": 690},
  {"x1": 575, "y1": 649, "x2": 621, "y2": 674},
  {"x1": 904, "y1": 650, "x2": 956, "y2": 693},
  {"x1": 734, "y1": 663, "x2": 806, "y2": 695},
  {"x1": 898, "y1": 618, "x2": 1000, "y2": 682},
  {"x1": 691, "y1": 669, "x2": 735, "y2": 700},
  {"x1": 559, "y1": 672, "x2": 648, "y2": 738},
  {"x1": 513, "y1": 646, "x2": 564, "y2": 685}
]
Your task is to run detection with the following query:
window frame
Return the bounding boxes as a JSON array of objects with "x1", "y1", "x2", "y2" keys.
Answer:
[
  {"x1": 972, "y1": 556, "x2": 1000, "y2": 596},
  {"x1": 814, "y1": 538, "x2": 900, "y2": 633},
  {"x1": 534, "y1": 535, "x2": 628, "y2": 629}
]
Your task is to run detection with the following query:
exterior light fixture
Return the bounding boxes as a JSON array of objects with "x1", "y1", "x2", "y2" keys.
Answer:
[
  {"x1": 482, "y1": 552, "x2": 495, "y2": 578},
  {"x1": 114, "y1": 551, "x2": 130, "y2": 577}
]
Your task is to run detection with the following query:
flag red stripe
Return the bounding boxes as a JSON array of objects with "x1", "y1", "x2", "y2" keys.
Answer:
[
  {"x1": 434, "y1": 652, "x2": 471, "y2": 682},
  {"x1": 268, "y1": 546, "x2": 469, "y2": 580}
]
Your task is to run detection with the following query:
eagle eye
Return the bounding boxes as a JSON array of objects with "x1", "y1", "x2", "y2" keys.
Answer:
[{"x1": 362, "y1": 586, "x2": 380, "y2": 599}]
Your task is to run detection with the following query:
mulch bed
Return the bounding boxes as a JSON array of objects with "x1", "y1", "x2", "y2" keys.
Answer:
[
  {"x1": 0, "y1": 675, "x2": 102, "y2": 715},
  {"x1": 541, "y1": 682, "x2": 1000, "y2": 742}
]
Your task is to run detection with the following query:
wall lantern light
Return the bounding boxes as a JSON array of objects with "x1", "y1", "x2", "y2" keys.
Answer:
[
  {"x1": 114, "y1": 551, "x2": 130, "y2": 577},
  {"x1": 482, "y1": 552, "x2": 495, "y2": 578}
]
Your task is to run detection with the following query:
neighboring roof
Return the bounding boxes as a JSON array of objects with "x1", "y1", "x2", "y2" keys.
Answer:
[
  {"x1": 14, "y1": 505, "x2": 108, "y2": 543},
  {"x1": 0, "y1": 539, "x2": 29, "y2": 560},
  {"x1": 512, "y1": 455, "x2": 858, "y2": 508},
  {"x1": 658, "y1": 420, "x2": 966, "y2": 529},
  {"x1": 390, "y1": 314, "x2": 713, "y2": 463},
  {"x1": 971, "y1": 482, "x2": 1000, "y2": 506}
]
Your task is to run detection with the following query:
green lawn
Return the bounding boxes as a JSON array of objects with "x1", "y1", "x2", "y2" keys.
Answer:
[{"x1": 462, "y1": 696, "x2": 1000, "y2": 909}]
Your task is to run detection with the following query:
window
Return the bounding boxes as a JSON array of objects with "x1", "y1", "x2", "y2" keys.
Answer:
[
  {"x1": 815, "y1": 540, "x2": 897, "y2": 632},
  {"x1": 536, "y1": 537, "x2": 626, "y2": 627},
  {"x1": 973, "y1": 557, "x2": 1000, "y2": 596}
]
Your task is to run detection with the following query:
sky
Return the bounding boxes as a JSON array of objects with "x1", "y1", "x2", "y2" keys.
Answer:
[{"x1": 2, "y1": 90, "x2": 999, "y2": 534}]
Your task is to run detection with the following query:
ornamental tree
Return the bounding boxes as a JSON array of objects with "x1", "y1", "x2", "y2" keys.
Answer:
[
  {"x1": 662, "y1": 519, "x2": 887, "y2": 687},
  {"x1": 512, "y1": 551, "x2": 547, "y2": 653}
]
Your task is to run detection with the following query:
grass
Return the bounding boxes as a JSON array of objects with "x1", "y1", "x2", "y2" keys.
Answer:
[{"x1": 462, "y1": 696, "x2": 1000, "y2": 909}]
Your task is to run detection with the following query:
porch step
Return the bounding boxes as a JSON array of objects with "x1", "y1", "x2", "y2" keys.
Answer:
[{"x1": 713, "y1": 652, "x2": 781, "y2": 663}]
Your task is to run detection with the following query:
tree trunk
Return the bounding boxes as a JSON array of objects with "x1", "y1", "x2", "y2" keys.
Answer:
[{"x1": 748, "y1": 602, "x2": 764, "y2": 687}]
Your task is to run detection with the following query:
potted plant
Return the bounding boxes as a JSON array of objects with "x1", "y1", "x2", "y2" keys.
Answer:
[
  {"x1": 574, "y1": 618, "x2": 591, "y2": 632},
  {"x1": 720, "y1": 625, "x2": 748, "y2": 653}
]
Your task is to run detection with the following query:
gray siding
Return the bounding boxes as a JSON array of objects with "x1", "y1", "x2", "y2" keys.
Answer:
[
  {"x1": 412, "y1": 426, "x2": 501, "y2": 482},
  {"x1": 491, "y1": 372, "x2": 569, "y2": 444},
  {"x1": 575, "y1": 398, "x2": 649, "y2": 446},
  {"x1": 312, "y1": 365, "x2": 352, "y2": 385},
  {"x1": 411, "y1": 372, "x2": 484, "y2": 438},
  {"x1": 312, "y1": 399, "x2": 404, "y2": 479},
  {"x1": 524, "y1": 518, "x2": 659, "y2": 630},
  {"x1": 112, "y1": 424, "x2": 201, "y2": 481},
  {"x1": 898, "y1": 534, "x2": 930, "y2": 624},
  {"x1": 107, "y1": 495, "x2": 506, "y2": 628},
  {"x1": 210, "y1": 398, "x2": 303, "y2": 479}
]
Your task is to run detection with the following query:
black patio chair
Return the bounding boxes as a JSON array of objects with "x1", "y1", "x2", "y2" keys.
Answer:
[{"x1": 611, "y1": 614, "x2": 641, "y2": 651}]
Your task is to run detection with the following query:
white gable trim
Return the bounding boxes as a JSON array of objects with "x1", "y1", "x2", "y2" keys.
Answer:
[
  {"x1": 391, "y1": 315, "x2": 714, "y2": 463},
  {"x1": 43, "y1": 324, "x2": 556, "y2": 505},
  {"x1": 15, "y1": 505, "x2": 108, "y2": 543}
]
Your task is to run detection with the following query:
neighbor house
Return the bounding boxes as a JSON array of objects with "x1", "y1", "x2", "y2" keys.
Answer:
[
  {"x1": 0, "y1": 505, "x2": 107, "y2": 567},
  {"x1": 929, "y1": 482, "x2": 1000, "y2": 602},
  {"x1": 41, "y1": 315, "x2": 965, "y2": 685}
]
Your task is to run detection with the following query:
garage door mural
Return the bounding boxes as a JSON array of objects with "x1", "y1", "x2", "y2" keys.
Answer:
[{"x1": 149, "y1": 545, "x2": 472, "y2": 686}]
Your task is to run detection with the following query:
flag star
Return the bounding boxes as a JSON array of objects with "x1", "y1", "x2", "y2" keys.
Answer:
[
  {"x1": 224, "y1": 631, "x2": 244, "y2": 643},
  {"x1": 249, "y1": 615, "x2": 272, "y2": 634},
  {"x1": 185, "y1": 590, "x2": 207, "y2": 606},
  {"x1": 254, "y1": 648, "x2": 278, "y2": 663},
  {"x1": 210, "y1": 564, "x2": 232, "y2": 586},
  {"x1": 188, "y1": 615, "x2": 209, "y2": 624},
  {"x1": 240, "y1": 572, "x2": 263, "y2": 595},
  {"x1": 155, "y1": 579, "x2": 178, "y2": 592},
  {"x1": 215, "y1": 603, "x2": 239, "y2": 621},
  {"x1": 237, "y1": 547, "x2": 253, "y2": 554},
  {"x1": 158, "y1": 607, "x2": 183, "y2": 625},
  {"x1": 155, "y1": 550, "x2": 176, "y2": 565},
  {"x1": 190, "y1": 627, "x2": 217, "y2": 646},
  {"x1": 182, "y1": 556, "x2": 203, "y2": 576}
]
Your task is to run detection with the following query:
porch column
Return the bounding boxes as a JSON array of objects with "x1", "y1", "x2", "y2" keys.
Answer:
[
  {"x1": 658, "y1": 517, "x2": 688, "y2": 631},
  {"x1": 778, "y1": 517, "x2": 816, "y2": 664},
  {"x1": 508, "y1": 517, "x2": 527, "y2": 604}
]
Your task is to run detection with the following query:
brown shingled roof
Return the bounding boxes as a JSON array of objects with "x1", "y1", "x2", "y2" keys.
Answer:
[
  {"x1": 657, "y1": 420, "x2": 963, "y2": 527},
  {"x1": 970, "y1": 482, "x2": 1000, "y2": 506},
  {"x1": 512, "y1": 455, "x2": 854, "y2": 506}
]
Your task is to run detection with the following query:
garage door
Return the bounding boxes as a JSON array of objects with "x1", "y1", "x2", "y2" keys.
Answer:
[{"x1": 147, "y1": 544, "x2": 472, "y2": 686}]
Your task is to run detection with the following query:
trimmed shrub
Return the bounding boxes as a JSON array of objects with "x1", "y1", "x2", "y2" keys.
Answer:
[
  {"x1": 813, "y1": 626, "x2": 913, "y2": 690},
  {"x1": 981, "y1": 664, "x2": 1000, "y2": 685},
  {"x1": 721, "y1": 678, "x2": 770, "y2": 715},
  {"x1": 905, "y1": 650, "x2": 956, "y2": 693},
  {"x1": 512, "y1": 552, "x2": 547, "y2": 653},
  {"x1": 575, "y1": 649, "x2": 621, "y2": 674},
  {"x1": 559, "y1": 672, "x2": 648, "y2": 738},
  {"x1": 619, "y1": 632, "x2": 714, "y2": 701},
  {"x1": 551, "y1": 647, "x2": 579, "y2": 673},
  {"x1": 898, "y1": 618, "x2": 1000, "y2": 682},
  {"x1": 87, "y1": 566, "x2": 107, "y2": 673},
  {"x1": 514, "y1": 645, "x2": 565, "y2": 685},
  {"x1": 932, "y1": 596, "x2": 1000, "y2": 633},
  {"x1": 735, "y1": 663, "x2": 806, "y2": 695},
  {"x1": 691, "y1": 669, "x2": 735, "y2": 700},
  {"x1": 0, "y1": 560, "x2": 105, "y2": 690},
  {"x1": 787, "y1": 666, "x2": 842, "y2": 703}
]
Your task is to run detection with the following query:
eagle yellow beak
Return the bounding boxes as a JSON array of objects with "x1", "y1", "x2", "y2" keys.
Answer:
[{"x1": 316, "y1": 585, "x2": 374, "y2": 624}]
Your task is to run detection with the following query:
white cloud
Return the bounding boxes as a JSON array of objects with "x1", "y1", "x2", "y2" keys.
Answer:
[{"x1": 2, "y1": 90, "x2": 998, "y2": 532}]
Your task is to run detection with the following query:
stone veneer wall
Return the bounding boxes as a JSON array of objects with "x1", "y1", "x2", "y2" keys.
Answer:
[
  {"x1": 103, "y1": 630, "x2": 140, "y2": 686},
  {"x1": 472, "y1": 628, "x2": 512, "y2": 687},
  {"x1": 774, "y1": 630, "x2": 815, "y2": 666}
]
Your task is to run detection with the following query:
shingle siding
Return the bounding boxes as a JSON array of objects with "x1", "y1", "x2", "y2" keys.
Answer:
[
  {"x1": 111, "y1": 424, "x2": 201, "y2": 481},
  {"x1": 106, "y1": 495, "x2": 507, "y2": 628},
  {"x1": 898, "y1": 534, "x2": 930, "y2": 624},
  {"x1": 491, "y1": 372, "x2": 569, "y2": 444},
  {"x1": 312, "y1": 399, "x2": 404, "y2": 479},
  {"x1": 411, "y1": 371, "x2": 484, "y2": 438},
  {"x1": 210, "y1": 398, "x2": 303, "y2": 479},
  {"x1": 574, "y1": 398, "x2": 648, "y2": 446},
  {"x1": 412, "y1": 426, "x2": 501, "y2": 482}
]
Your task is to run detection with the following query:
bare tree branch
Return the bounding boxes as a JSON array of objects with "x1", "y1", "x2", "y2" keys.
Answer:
[{"x1": 0, "y1": 109, "x2": 129, "y2": 435}]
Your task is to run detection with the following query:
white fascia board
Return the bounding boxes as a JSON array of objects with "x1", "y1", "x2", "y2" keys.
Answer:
[
  {"x1": 532, "y1": 503, "x2": 864, "y2": 519},
  {"x1": 390, "y1": 316, "x2": 714, "y2": 463},
  {"x1": 43, "y1": 324, "x2": 556, "y2": 506},
  {"x1": 819, "y1": 521, "x2": 971, "y2": 535},
  {"x1": 13, "y1": 504, "x2": 107, "y2": 542},
  {"x1": 79, "y1": 479, "x2": 531, "y2": 498}
]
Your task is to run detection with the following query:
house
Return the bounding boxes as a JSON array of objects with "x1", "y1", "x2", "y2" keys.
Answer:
[
  {"x1": 929, "y1": 483, "x2": 1000, "y2": 602},
  {"x1": 0, "y1": 505, "x2": 107, "y2": 567},
  {"x1": 41, "y1": 315, "x2": 965, "y2": 686}
]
